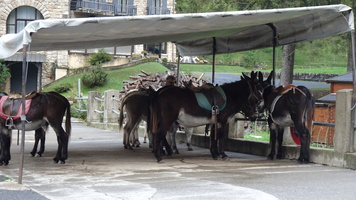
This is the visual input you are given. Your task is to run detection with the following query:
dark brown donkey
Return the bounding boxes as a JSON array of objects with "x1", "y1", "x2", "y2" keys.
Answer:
[
  {"x1": 258, "y1": 72, "x2": 315, "y2": 163},
  {"x1": 151, "y1": 71, "x2": 263, "y2": 162},
  {"x1": 0, "y1": 91, "x2": 71, "y2": 165}
]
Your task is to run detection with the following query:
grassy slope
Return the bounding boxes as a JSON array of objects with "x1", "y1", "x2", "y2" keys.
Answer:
[
  {"x1": 43, "y1": 62, "x2": 169, "y2": 98},
  {"x1": 44, "y1": 62, "x2": 346, "y2": 98},
  {"x1": 179, "y1": 63, "x2": 346, "y2": 74}
]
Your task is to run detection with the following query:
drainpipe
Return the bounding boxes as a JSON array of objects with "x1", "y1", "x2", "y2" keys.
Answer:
[{"x1": 350, "y1": 29, "x2": 356, "y2": 153}]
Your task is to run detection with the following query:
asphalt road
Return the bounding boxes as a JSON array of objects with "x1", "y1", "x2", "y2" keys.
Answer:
[{"x1": 0, "y1": 122, "x2": 356, "y2": 200}]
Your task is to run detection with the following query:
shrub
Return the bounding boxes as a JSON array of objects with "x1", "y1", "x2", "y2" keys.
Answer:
[
  {"x1": 161, "y1": 58, "x2": 168, "y2": 62},
  {"x1": 81, "y1": 67, "x2": 108, "y2": 88},
  {"x1": 70, "y1": 104, "x2": 87, "y2": 121},
  {"x1": 53, "y1": 83, "x2": 72, "y2": 93},
  {"x1": 88, "y1": 49, "x2": 112, "y2": 66},
  {"x1": 0, "y1": 59, "x2": 10, "y2": 87}
]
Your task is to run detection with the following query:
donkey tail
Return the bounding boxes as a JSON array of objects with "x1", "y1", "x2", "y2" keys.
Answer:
[
  {"x1": 305, "y1": 96, "x2": 315, "y2": 132},
  {"x1": 151, "y1": 98, "x2": 159, "y2": 134},
  {"x1": 118, "y1": 94, "x2": 129, "y2": 130},
  {"x1": 65, "y1": 102, "x2": 71, "y2": 137},
  {"x1": 300, "y1": 87, "x2": 315, "y2": 132}
]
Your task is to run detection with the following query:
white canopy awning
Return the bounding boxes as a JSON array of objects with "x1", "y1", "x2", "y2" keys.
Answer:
[{"x1": 0, "y1": 4, "x2": 353, "y2": 58}]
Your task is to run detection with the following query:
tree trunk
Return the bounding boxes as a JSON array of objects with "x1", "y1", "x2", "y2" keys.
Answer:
[
  {"x1": 280, "y1": 44, "x2": 296, "y2": 86},
  {"x1": 347, "y1": 40, "x2": 355, "y2": 73}
]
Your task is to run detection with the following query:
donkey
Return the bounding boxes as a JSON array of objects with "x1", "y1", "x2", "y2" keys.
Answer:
[
  {"x1": 151, "y1": 71, "x2": 263, "y2": 162},
  {"x1": 259, "y1": 72, "x2": 315, "y2": 163},
  {"x1": 0, "y1": 91, "x2": 71, "y2": 165}
]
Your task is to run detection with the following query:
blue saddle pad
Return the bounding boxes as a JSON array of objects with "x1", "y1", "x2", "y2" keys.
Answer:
[{"x1": 194, "y1": 86, "x2": 226, "y2": 111}]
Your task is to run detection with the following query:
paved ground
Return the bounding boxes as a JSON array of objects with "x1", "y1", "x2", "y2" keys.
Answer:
[{"x1": 0, "y1": 122, "x2": 356, "y2": 200}]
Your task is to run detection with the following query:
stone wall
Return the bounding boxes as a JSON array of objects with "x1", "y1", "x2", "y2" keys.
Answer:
[
  {"x1": 0, "y1": 0, "x2": 177, "y2": 89},
  {"x1": 260, "y1": 71, "x2": 338, "y2": 82},
  {"x1": 0, "y1": 0, "x2": 70, "y2": 87}
]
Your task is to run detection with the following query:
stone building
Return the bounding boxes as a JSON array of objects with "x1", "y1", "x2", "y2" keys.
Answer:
[{"x1": 0, "y1": 0, "x2": 176, "y2": 93}]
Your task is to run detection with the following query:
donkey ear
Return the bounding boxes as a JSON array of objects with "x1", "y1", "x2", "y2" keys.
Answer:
[
  {"x1": 250, "y1": 71, "x2": 256, "y2": 79},
  {"x1": 258, "y1": 71, "x2": 264, "y2": 83},
  {"x1": 242, "y1": 72, "x2": 250, "y2": 80},
  {"x1": 267, "y1": 71, "x2": 273, "y2": 84}
]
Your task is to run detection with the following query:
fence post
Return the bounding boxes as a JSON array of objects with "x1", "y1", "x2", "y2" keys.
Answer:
[
  {"x1": 104, "y1": 90, "x2": 121, "y2": 124},
  {"x1": 87, "y1": 91, "x2": 102, "y2": 123},
  {"x1": 334, "y1": 89, "x2": 353, "y2": 154},
  {"x1": 229, "y1": 113, "x2": 245, "y2": 138}
]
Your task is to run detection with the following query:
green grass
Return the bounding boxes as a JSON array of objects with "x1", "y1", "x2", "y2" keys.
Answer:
[
  {"x1": 244, "y1": 131, "x2": 270, "y2": 142},
  {"x1": 44, "y1": 60, "x2": 346, "y2": 99},
  {"x1": 179, "y1": 63, "x2": 346, "y2": 75},
  {"x1": 43, "y1": 62, "x2": 168, "y2": 98},
  {"x1": 179, "y1": 64, "x2": 248, "y2": 74}
]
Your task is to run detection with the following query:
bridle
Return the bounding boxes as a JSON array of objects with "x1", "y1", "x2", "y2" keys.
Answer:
[{"x1": 240, "y1": 78, "x2": 263, "y2": 119}]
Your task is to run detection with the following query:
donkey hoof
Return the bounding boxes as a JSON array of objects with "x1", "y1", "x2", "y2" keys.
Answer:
[
  {"x1": 58, "y1": 160, "x2": 66, "y2": 164},
  {"x1": 221, "y1": 153, "x2": 228, "y2": 158},
  {"x1": 267, "y1": 154, "x2": 274, "y2": 160},
  {"x1": 297, "y1": 158, "x2": 309, "y2": 164},
  {"x1": 52, "y1": 158, "x2": 59, "y2": 164}
]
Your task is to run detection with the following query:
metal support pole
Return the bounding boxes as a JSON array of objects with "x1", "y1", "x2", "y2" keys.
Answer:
[
  {"x1": 267, "y1": 23, "x2": 277, "y2": 86},
  {"x1": 212, "y1": 37, "x2": 216, "y2": 85},
  {"x1": 349, "y1": 30, "x2": 356, "y2": 153},
  {"x1": 176, "y1": 53, "x2": 180, "y2": 86},
  {"x1": 19, "y1": 44, "x2": 28, "y2": 184}
]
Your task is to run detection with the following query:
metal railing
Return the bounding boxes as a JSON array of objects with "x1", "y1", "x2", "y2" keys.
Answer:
[
  {"x1": 147, "y1": 6, "x2": 171, "y2": 15},
  {"x1": 115, "y1": 5, "x2": 137, "y2": 16},
  {"x1": 74, "y1": 0, "x2": 137, "y2": 16},
  {"x1": 76, "y1": 0, "x2": 115, "y2": 13}
]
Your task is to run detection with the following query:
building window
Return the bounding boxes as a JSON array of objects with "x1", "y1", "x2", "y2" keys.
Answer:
[
  {"x1": 117, "y1": 0, "x2": 128, "y2": 14},
  {"x1": 6, "y1": 6, "x2": 44, "y2": 34},
  {"x1": 149, "y1": 0, "x2": 161, "y2": 15},
  {"x1": 144, "y1": 43, "x2": 167, "y2": 55}
]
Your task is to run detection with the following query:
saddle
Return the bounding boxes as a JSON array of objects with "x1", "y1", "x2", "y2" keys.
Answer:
[
  {"x1": 267, "y1": 85, "x2": 299, "y2": 113},
  {"x1": 185, "y1": 82, "x2": 226, "y2": 111},
  {"x1": 0, "y1": 91, "x2": 38, "y2": 125}
]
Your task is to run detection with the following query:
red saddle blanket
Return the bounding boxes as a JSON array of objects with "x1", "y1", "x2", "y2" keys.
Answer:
[{"x1": 0, "y1": 96, "x2": 32, "y2": 120}]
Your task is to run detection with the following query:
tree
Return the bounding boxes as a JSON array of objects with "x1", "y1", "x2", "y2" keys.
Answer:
[
  {"x1": 280, "y1": 44, "x2": 295, "y2": 85},
  {"x1": 0, "y1": 60, "x2": 10, "y2": 90}
]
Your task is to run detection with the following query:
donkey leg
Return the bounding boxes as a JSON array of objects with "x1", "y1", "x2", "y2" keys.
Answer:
[
  {"x1": 186, "y1": 127, "x2": 193, "y2": 151},
  {"x1": 39, "y1": 130, "x2": 46, "y2": 157},
  {"x1": 167, "y1": 122, "x2": 179, "y2": 154},
  {"x1": 123, "y1": 123, "x2": 133, "y2": 150},
  {"x1": 31, "y1": 128, "x2": 41, "y2": 157},
  {"x1": 295, "y1": 125, "x2": 310, "y2": 163},
  {"x1": 163, "y1": 135, "x2": 173, "y2": 157},
  {"x1": 268, "y1": 122, "x2": 277, "y2": 160},
  {"x1": 153, "y1": 132, "x2": 164, "y2": 162},
  {"x1": 218, "y1": 125, "x2": 228, "y2": 158},
  {"x1": 292, "y1": 112, "x2": 311, "y2": 163},
  {"x1": 0, "y1": 130, "x2": 11, "y2": 166},
  {"x1": 53, "y1": 126, "x2": 69, "y2": 164},
  {"x1": 276, "y1": 126, "x2": 285, "y2": 159},
  {"x1": 133, "y1": 128, "x2": 140, "y2": 147},
  {"x1": 209, "y1": 125, "x2": 219, "y2": 159}
]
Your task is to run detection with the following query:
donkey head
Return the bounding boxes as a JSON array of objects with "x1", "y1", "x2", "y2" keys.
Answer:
[
  {"x1": 257, "y1": 71, "x2": 275, "y2": 113},
  {"x1": 240, "y1": 71, "x2": 264, "y2": 120}
]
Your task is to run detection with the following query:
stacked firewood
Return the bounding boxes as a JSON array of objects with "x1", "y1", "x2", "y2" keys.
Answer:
[{"x1": 120, "y1": 70, "x2": 207, "y2": 94}]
